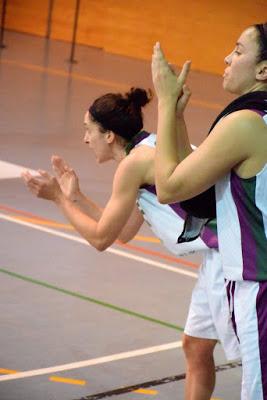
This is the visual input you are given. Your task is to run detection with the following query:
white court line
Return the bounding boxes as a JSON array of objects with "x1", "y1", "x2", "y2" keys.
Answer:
[
  {"x1": 0, "y1": 213, "x2": 198, "y2": 278},
  {"x1": 0, "y1": 341, "x2": 182, "y2": 382},
  {"x1": 0, "y1": 160, "x2": 38, "y2": 179}
]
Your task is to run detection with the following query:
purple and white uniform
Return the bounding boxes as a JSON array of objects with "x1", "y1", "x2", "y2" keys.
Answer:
[
  {"x1": 216, "y1": 110, "x2": 267, "y2": 399},
  {"x1": 134, "y1": 133, "x2": 240, "y2": 361}
]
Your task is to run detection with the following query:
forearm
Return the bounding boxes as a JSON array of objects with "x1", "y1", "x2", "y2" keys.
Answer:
[
  {"x1": 156, "y1": 100, "x2": 181, "y2": 200},
  {"x1": 55, "y1": 195, "x2": 108, "y2": 251},
  {"x1": 72, "y1": 191, "x2": 103, "y2": 221},
  {"x1": 176, "y1": 116, "x2": 193, "y2": 161}
]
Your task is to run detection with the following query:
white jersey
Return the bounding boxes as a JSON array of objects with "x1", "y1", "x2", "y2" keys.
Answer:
[
  {"x1": 135, "y1": 133, "x2": 218, "y2": 256},
  {"x1": 216, "y1": 111, "x2": 267, "y2": 281}
]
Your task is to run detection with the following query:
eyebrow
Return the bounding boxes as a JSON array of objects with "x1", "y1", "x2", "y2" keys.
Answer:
[{"x1": 236, "y1": 42, "x2": 244, "y2": 48}]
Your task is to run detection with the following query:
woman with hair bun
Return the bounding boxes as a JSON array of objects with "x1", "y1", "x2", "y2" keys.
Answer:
[{"x1": 22, "y1": 87, "x2": 239, "y2": 399}]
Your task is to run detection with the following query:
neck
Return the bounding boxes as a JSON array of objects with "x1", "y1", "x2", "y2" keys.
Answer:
[
  {"x1": 112, "y1": 144, "x2": 126, "y2": 163},
  {"x1": 241, "y1": 82, "x2": 267, "y2": 95}
]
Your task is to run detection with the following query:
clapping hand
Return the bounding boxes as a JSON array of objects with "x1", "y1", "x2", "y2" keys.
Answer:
[
  {"x1": 51, "y1": 155, "x2": 81, "y2": 202},
  {"x1": 152, "y1": 42, "x2": 191, "y2": 107},
  {"x1": 21, "y1": 169, "x2": 62, "y2": 202}
]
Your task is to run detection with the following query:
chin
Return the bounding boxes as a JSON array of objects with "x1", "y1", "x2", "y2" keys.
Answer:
[
  {"x1": 223, "y1": 81, "x2": 239, "y2": 95},
  {"x1": 97, "y1": 156, "x2": 111, "y2": 164}
]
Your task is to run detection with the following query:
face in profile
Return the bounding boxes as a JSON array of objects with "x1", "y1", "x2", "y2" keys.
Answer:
[
  {"x1": 223, "y1": 26, "x2": 261, "y2": 95},
  {"x1": 83, "y1": 111, "x2": 113, "y2": 163}
]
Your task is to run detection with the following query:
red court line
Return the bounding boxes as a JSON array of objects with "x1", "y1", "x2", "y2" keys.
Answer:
[
  {"x1": 0, "y1": 204, "x2": 56, "y2": 223},
  {"x1": 118, "y1": 242, "x2": 199, "y2": 269},
  {"x1": 0, "y1": 203, "x2": 199, "y2": 270}
]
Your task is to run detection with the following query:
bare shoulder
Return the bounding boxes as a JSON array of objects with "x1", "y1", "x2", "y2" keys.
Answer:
[
  {"x1": 208, "y1": 109, "x2": 267, "y2": 150},
  {"x1": 115, "y1": 145, "x2": 155, "y2": 187},
  {"x1": 217, "y1": 109, "x2": 266, "y2": 134}
]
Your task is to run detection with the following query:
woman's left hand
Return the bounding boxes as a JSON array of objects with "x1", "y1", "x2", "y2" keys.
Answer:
[
  {"x1": 151, "y1": 42, "x2": 191, "y2": 104},
  {"x1": 21, "y1": 170, "x2": 63, "y2": 203}
]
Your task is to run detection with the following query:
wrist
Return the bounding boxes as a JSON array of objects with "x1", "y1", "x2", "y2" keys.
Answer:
[
  {"x1": 69, "y1": 189, "x2": 82, "y2": 203},
  {"x1": 157, "y1": 97, "x2": 177, "y2": 109},
  {"x1": 54, "y1": 191, "x2": 65, "y2": 205}
]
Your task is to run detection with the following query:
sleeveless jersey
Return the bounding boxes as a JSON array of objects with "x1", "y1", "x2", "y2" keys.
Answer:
[
  {"x1": 134, "y1": 133, "x2": 218, "y2": 256},
  {"x1": 216, "y1": 111, "x2": 267, "y2": 281}
]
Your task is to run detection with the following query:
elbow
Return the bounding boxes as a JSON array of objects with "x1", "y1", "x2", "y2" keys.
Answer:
[
  {"x1": 93, "y1": 236, "x2": 112, "y2": 252},
  {"x1": 157, "y1": 188, "x2": 177, "y2": 204},
  {"x1": 94, "y1": 240, "x2": 109, "y2": 252},
  {"x1": 156, "y1": 179, "x2": 184, "y2": 204}
]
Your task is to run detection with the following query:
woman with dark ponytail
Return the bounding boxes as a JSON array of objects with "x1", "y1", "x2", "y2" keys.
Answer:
[
  {"x1": 153, "y1": 21, "x2": 267, "y2": 400},
  {"x1": 22, "y1": 87, "x2": 239, "y2": 400}
]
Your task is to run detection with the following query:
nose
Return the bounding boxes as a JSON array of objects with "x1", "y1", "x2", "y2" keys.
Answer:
[
  {"x1": 224, "y1": 52, "x2": 232, "y2": 65},
  {"x1": 84, "y1": 131, "x2": 89, "y2": 144}
]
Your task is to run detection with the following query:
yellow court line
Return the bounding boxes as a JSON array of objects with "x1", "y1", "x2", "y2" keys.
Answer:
[
  {"x1": 10, "y1": 215, "x2": 74, "y2": 230},
  {"x1": 134, "y1": 388, "x2": 158, "y2": 395},
  {"x1": 0, "y1": 368, "x2": 86, "y2": 386},
  {"x1": 0, "y1": 368, "x2": 18, "y2": 374},
  {"x1": 10, "y1": 215, "x2": 160, "y2": 243},
  {"x1": 133, "y1": 235, "x2": 160, "y2": 244},
  {"x1": 1, "y1": 59, "x2": 223, "y2": 111},
  {"x1": 49, "y1": 376, "x2": 86, "y2": 385},
  {"x1": 190, "y1": 99, "x2": 223, "y2": 111},
  {"x1": 1, "y1": 59, "x2": 128, "y2": 91}
]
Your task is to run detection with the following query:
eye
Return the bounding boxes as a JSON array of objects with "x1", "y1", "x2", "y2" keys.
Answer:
[{"x1": 234, "y1": 48, "x2": 241, "y2": 55}]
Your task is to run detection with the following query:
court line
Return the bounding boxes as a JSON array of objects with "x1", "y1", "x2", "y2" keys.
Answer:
[
  {"x1": 0, "y1": 204, "x2": 199, "y2": 269},
  {"x1": 1, "y1": 59, "x2": 129, "y2": 90},
  {"x1": 1, "y1": 59, "x2": 223, "y2": 111},
  {"x1": 0, "y1": 267, "x2": 184, "y2": 332},
  {"x1": 0, "y1": 341, "x2": 182, "y2": 382},
  {"x1": 0, "y1": 213, "x2": 198, "y2": 278},
  {"x1": 72, "y1": 361, "x2": 241, "y2": 399},
  {"x1": 49, "y1": 376, "x2": 86, "y2": 386}
]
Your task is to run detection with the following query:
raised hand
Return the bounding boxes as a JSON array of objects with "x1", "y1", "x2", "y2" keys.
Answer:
[
  {"x1": 21, "y1": 170, "x2": 62, "y2": 202},
  {"x1": 176, "y1": 84, "x2": 192, "y2": 118},
  {"x1": 51, "y1": 155, "x2": 81, "y2": 201},
  {"x1": 152, "y1": 42, "x2": 191, "y2": 104}
]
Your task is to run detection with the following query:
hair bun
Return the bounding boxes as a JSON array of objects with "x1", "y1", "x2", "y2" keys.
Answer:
[{"x1": 126, "y1": 87, "x2": 152, "y2": 108}]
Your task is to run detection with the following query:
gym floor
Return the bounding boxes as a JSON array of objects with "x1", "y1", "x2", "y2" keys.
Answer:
[{"x1": 0, "y1": 31, "x2": 241, "y2": 400}]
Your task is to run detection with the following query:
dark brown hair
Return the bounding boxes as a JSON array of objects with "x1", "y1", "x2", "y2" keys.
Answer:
[
  {"x1": 89, "y1": 88, "x2": 152, "y2": 142},
  {"x1": 254, "y1": 23, "x2": 267, "y2": 62}
]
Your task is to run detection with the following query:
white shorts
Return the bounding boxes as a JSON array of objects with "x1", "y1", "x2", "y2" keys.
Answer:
[
  {"x1": 184, "y1": 249, "x2": 240, "y2": 361},
  {"x1": 226, "y1": 280, "x2": 267, "y2": 400}
]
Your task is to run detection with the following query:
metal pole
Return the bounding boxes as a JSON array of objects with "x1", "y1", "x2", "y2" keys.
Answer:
[
  {"x1": 0, "y1": 0, "x2": 8, "y2": 49},
  {"x1": 46, "y1": 0, "x2": 54, "y2": 39},
  {"x1": 68, "y1": 0, "x2": 81, "y2": 63}
]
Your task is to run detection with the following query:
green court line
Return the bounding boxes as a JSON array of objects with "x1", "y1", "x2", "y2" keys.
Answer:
[{"x1": 0, "y1": 267, "x2": 184, "y2": 333}]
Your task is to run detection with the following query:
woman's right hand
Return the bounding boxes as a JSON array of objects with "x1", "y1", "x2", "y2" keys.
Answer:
[
  {"x1": 51, "y1": 155, "x2": 81, "y2": 202},
  {"x1": 176, "y1": 84, "x2": 192, "y2": 118},
  {"x1": 151, "y1": 42, "x2": 191, "y2": 105}
]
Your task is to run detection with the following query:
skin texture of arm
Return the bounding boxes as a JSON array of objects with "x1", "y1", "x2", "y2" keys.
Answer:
[
  {"x1": 152, "y1": 43, "x2": 267, "y2": 204},
  {"x1": 51, "y1": 155, "x2": 144, "y2": 243},
  {"x1": 22, "y1": 150, "x2": 150, "y2": 251},
  {"x1": 155, "y1": 109, "x2": 267, "y2": 204}
]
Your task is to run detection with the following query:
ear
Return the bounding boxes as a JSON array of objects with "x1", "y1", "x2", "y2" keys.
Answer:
[
  {"x1": 105, "y1": 130, "x2": 115, "y2": 144},
  {"x1": 256, "y1": 61, "x2": 267, "y2": 81}
]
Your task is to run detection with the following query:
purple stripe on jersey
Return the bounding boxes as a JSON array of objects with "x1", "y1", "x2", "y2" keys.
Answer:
[
  {"x1": 249, "y1": 109, "x2": 266, "y2": 117},
  {"x1": 131, "y1": 131, "x2": 150, "y2": 147},
  {"x1": 256, "y1": 281, "x2": 267, "y2": 398},
  {"x1": 226, "y1": 281, "x2": 239, "y2": 342},
  {"x1": 141, "y1": 184, "x2": 218, "y2": 249},
  {"x1": 200, "y1": 226, "x2": 218, "y2": 249},
  {"x1": 141, "y1": 184, "x2": 186, "y2": 219},
  {"x1": 230, "y1": 173, "x2": 257, "y2": 280}
]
